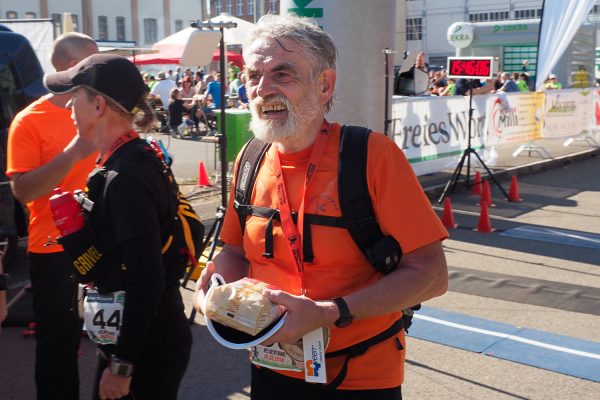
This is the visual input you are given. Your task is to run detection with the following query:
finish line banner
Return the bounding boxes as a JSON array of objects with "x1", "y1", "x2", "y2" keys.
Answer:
[{"x1": 391, "y1": 95, "x2": 488, "y2": 176}]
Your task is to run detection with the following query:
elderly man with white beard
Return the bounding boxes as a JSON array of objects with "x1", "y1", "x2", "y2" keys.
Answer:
[{"x1": 194, "y1": 13, "x2": 448, "y2": 400}]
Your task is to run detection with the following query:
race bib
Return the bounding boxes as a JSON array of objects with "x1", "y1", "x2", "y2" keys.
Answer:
[
  {"x1": 83, "y1": 289, "x2": 125, "y2": 345},
  {"x1": 251, "y1": 341, "x2": 304, "y2": 372},
  {"x1": 250, "y1": 327, "x2": 330, "y2": 379}
]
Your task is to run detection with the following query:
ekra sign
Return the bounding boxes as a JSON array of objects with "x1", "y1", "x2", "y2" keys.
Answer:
[{"x1": 446, "y1": 57, "x2": 495, "y2": 79}]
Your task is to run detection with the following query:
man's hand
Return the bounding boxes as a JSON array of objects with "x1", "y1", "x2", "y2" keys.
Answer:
[
  {"x1": 259, "y1": 290, "x2": 338, "y2": 346},
  {"x1": 10, "y1": 132, "x2": 97, "y2": 204},
  {"x1": 193, "y1": 260, "x2": 216, "y2": 315},
  {"x1": 193, "y1": 244, "x2": 250, "y2": 316},
  {"x1": 64, "y1": 133, "x2": 96, "y2": 161},
  {"x1": 98, "y1": 367, "x2": 132, "y2": 399}
]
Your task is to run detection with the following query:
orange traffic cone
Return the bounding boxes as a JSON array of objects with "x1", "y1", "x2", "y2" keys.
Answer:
[
  {"x1": 471, "y1": 171, "x2": 482, "y2": 195},
  {"x1": 441, "y1": 198, "x2": 458, "y2": 229},
  {"x1": 478, "y1": 180, "x2": 494, "y2": 206},
  {"x1": 198, "y1": 161, "x2": 211, "y2": 187},
  {"x1": 508, "y1": 176, "x2": 522, "y2": 202},
  {"x1": 474, "y1": 202, "x2": 495, "y2": 233}
]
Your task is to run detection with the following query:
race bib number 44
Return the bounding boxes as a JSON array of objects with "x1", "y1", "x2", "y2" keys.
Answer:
[{"x1": 83, "y1": 289, "x2": 125, "y2": 345}]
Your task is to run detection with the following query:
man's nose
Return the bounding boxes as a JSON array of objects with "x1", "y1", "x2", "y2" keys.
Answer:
[{"x1": 255, "y1": 76, "x2": 275, "y2": 98}]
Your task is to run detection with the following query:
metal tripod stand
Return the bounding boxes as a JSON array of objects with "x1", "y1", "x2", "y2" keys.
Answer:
[{"x1": 438, "y1": 79, "x2": 509, "y2": 203}]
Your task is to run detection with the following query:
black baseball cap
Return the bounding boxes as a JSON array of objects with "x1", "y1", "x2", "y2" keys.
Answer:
[{"x1": 44, "y1": 53, "x2": 145, "y2": 112}]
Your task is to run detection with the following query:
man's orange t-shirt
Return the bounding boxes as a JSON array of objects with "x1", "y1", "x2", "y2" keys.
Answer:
[
  {"x1": 220, "y1": 123, "x2": 448, "y2": 390},
  {"x1": 6, "y1": 95, "x2": 97, "y2": 253}
]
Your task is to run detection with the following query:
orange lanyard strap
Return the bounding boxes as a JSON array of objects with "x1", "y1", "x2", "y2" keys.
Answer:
[
  {"x1": 96, "y1": 130, "x2": 140, "y2": 167},
  {"x1": 272, "y1": 121, "x2": 330, "y2": 294}
]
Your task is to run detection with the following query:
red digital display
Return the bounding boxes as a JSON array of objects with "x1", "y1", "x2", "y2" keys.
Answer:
[{"x1": 447, "y1": 57, "x2": 494, "y2": 79}]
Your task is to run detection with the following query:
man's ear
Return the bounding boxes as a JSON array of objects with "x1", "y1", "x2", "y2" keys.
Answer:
[
  {"x1": 319, "y1": 69, "x2": 336, "y2": 104},
  {"x1": 95, "y1": 95, "x2": 107, "y2": 115}
]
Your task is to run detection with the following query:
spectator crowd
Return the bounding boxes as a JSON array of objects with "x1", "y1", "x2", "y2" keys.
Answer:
[
  {"x1": 395, "y1": 52, "x2": 591, "y2": 98},
  {"x1": 140, "y1": 61, "x2": 249, "y2": 138}
]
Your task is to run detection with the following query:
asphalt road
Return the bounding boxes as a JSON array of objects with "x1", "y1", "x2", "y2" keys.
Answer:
[{"x1": 1, "y1": 150, "x2": 599, "y2": 399}]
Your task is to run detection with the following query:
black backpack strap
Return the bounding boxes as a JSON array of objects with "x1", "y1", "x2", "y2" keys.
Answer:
[
  {"x1": 233, "y1": 138, "x2": 271, "y2": 234},
  {"x1": 338, "y1": 126, "x2": 384, "y2": 263},
  {"x1": 325, "y1": 318, "x2": 404, "y2": 389}
]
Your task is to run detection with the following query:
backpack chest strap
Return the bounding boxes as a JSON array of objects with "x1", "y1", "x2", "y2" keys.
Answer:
[{"x1": 235, "y1": 201, "x2": 351, "y2": 262}]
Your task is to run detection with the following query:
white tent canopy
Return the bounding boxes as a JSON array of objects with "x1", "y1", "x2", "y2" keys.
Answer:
[{"x1": 203, "y1": 13, "x2": 256, "y2": 45}]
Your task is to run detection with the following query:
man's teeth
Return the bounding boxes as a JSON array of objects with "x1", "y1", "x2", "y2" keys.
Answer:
[{"x1": 261, "y1": 104, "x2": 287, "y2": 113}]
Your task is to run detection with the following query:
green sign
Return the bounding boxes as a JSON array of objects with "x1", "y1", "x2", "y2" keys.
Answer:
[
  {"x1": 493, "y1": 24, "x2": 529, "y2": 33},
  {"x1": 289, "y1": 0, "x2": 323, "y2": 18}
]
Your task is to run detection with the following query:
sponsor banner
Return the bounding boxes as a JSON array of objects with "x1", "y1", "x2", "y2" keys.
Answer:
[
  {"x1": 485, "y1": 92, "x2": 543, "y2": 145},
  {"x1": 391, "y1": 95, "x2": 488, "y2": 176},
  {"x1": 543, "y1": 89, "x2": 593, "y2": 138}
]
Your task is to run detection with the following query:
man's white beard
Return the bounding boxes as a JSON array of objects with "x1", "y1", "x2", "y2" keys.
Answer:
[{"x1": 249, "y1": 90, "x2": 319, "y2": 146}]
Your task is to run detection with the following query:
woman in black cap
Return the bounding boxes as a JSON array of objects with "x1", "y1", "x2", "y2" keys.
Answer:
[{"x1": 44, "y1": 54, "x2": 192, "y2": 400}]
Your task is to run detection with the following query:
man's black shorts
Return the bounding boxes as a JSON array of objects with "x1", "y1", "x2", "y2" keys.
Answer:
[{"x1": 250, "y1": 364, "x2": 402, "y2": 400}]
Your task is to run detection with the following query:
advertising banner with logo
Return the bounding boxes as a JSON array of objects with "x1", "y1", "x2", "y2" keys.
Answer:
[
  {"x1": 485, "y1": 92, "x2": 543, "y2": 145},
  {"x1": 391, "y1": 95, "x2": 488, "y2": 176},
  {"x1": 542, "y1": 89, "x2": 593, "y2": 138}
]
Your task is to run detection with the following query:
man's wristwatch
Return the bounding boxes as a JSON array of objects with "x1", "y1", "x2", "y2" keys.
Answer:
[
  {"x1": 109, "y1": 355, "x2": 135, "y2": 377},
  {"x1": 333, "y1": 297, "x2": 354, "y2": 328},
  {"x1": 0, "y1": 273, "x2": 11, "y2": 291}
]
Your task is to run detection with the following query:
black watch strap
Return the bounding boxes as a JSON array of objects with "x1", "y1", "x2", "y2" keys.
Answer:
[
  {"x1": 109, "y1": 355, "x2": 135, "y2": 377},
  {"x1": 333, "y1": 297, "x2": 354, "y2": 328}
]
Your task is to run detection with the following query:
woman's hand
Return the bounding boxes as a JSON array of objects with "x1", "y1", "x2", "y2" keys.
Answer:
[{"x1": 98, "y1": 368, "x2": 132, "y2": 399}]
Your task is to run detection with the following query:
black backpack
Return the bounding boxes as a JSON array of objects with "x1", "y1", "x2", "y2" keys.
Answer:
[{"x1": 233, "y1": 125, "x2": 420, "y2": 388}]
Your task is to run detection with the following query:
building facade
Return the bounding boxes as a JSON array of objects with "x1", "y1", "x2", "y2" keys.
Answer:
[
  {"x1": 0, "y1": 0, "x2": 280, "y2": 44},
  {"x1": 0, "y1": 0, "x2": 208, "y2": 44},
  {"x1": 404, "y1": 0, "x2": 600, "y2": 67},
  {"x1": 2, "y1": 0, "x2": 599, "y2": 65}
]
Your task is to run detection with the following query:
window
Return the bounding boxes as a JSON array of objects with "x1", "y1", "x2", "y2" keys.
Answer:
[
  {"x1": 269, "y1": 0, "x2": 277, "y2": 14},
  {"x1": 215, "y1": 0, "x2": 222, "y2": 15},
  {"x1": 98, "y1": 16, "x2": 108, "y2": 40},
  {"x1": 489, "y1": 11, "x2": 509, "y2": 21},
  {"x1": 25, "y1": 12, "x2": 36, "y2": 19},
  {"x1": 514, "y1": 9, "x2": 542, "y2": 20},
  {"x1": 591, "y1": 5, "x2": 600, "y2": 14},
  {"x1": 469, "y1": 13, "x2": 489, "y2": 22},
  {"x1": 52, "y1": 13, "x2": 62, "y2": 37},
  {"x1": 6, "y1": 11, "x2": 17, "y2": 19},
  {"x1": 144, "y1": 18, "x2": 158, "y2": 44},
  {"x1": 237, "y1": 0, "x2": 244, "y2": 16},
  {"x1": 469, "y1": 11, "x2": 508, "y2": 22},
  {"x1": 71, "y1": 14, "x2": 79, "y2": 32},
  {"x1": 226, "y1": 0, "x2": 233, "y2": 15},
  {"x1": 406, "y1": 17, "x2": 422, "y2": 41},
  {"x1": 174, "y1": 19, "x2": 183, "y2": 32},
  {"x1": 248, "y1": 0, "x2": 254, "y2": 16},
  {"x1": 116, "y1": 17, "x2": 125, "y2": 41}
]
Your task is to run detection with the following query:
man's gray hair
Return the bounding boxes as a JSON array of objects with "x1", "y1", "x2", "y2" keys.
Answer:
[{"x1": 243, "y1": 13, "x2": 338, "y2": 111}]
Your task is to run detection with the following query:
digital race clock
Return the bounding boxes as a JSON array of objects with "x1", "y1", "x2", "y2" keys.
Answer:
[{"x1": 446, "y1": 57, "x2": 495, "y2": 79}]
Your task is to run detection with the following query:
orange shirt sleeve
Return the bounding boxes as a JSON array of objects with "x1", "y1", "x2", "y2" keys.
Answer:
[
  {"x1": 6, "y1": 110, "x2": 44, "y2": 176},
  {"x1": 367, "y1": 132, "x2": 448, "y2": 253}
]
